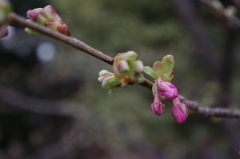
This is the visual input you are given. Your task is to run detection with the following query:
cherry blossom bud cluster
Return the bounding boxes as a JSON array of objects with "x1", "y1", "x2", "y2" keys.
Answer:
[
  {"x1": 146, "y1": 55, "x2": 188, "y2": 123},
  {"x1": 113, "y1": 51, "x2": 144, "y2": 84},
  {"x1": 25, "y1": 5, "x2": 70, "y2": 36},
  {"x1": 98, "y1": 51, "x2": 144, "y2": 90},
  {"x1": 98, "y1": 70, "x2": 132, "y2": 90},
  {"x1": 0, "y1": 0, "x2": 11, "y2": 38},
  {"x1": 156, "y1": 77, "x2": 188, "y2": 123}
]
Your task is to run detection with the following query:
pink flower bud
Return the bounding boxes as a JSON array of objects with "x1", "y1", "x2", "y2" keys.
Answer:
[
  {"x1": 27, "y1": 9, "x2": 47, "y2": 24},
  {"x1": 27, "y1": 10, "x2": 39, "y2": 20},
  {"x1": 43, "y1": 5, "x2": 61, "y2": 21},
  {"x1": 134, "y1": 60, "x2": 144, "y2": 73},
  {"x1": 157, "y1": 77, "x2": 178, "y2": 100},
  {"x1": 26, "y1": 5, "x2": 70, "y2": 36},
  {"x1": 117, "y1": 60, "x2": 129, "y2": 72},
  {"x1": 0, "y1": 25, "x2": 8, "y2": 38},
  {"x1": 151, "y1": 94, "x2": 165, "y2": 116},
  {"x1": 172, "y1": 98, "x2": 188, "y2": 124}
]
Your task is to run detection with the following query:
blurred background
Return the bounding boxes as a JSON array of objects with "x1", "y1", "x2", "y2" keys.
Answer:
[{"x1": 0, "y1": 0, "x2": 240, "y2": 158}]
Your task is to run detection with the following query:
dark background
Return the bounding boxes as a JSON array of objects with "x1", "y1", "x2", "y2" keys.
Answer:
[{"x1": 0, "y1": 0, "x2": 240, "y2": 158}]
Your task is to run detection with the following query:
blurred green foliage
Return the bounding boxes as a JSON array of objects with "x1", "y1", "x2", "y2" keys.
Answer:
[
  {"x1": 47, "y1": 0, "x2": 236, "y2": 158},
  {"x1": 0, "y1": 0, "x2": 239, "y2": 158}
]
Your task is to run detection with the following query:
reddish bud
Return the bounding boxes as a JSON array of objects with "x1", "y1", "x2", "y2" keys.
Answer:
[
  {"x1": 151, "y1": 94, "x2": 165, "y2": 116},
  {"x1": 172, "y1": 98, "x2": 188, "y2": 124},
  {"x1": 157, "y1": 77, "x2": 178, "y2": 100}
]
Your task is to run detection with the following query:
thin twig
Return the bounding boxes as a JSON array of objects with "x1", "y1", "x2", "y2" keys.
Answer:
[
  {"x1": 0, "y1": 84, "x2": 72, "y2": 117},
  {"x1": 198, "y1": 0, "x2": 240, "y2": 29},
  {"x1": 8, "y1": 13, "x2": 114, "y2": 65},
  {"x1": 173, "y1": 0, "x2": 220, "y2": 79},
  {"x1": 6, "y1": 12, "x2": 240, "y2": 120}
]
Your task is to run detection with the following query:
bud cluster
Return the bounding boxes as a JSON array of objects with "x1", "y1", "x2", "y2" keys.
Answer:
[
  {"x1": 113, "y1": 51, "x2": 144, "y2": 84},
  {"x1": 98, "y1": 70, "x2": 132, "y2": 89},
  {"x1": 147, "y1": 55, "x2": 188, "y2": 124},
  {"x1": 25, "y1": 5, "x2": 70, "y2": 36},
  {"x1": 98, "y1": 51, "x2": 144, "y2": 90},
  {"x1": 0, "y1": 0, "x2": 11, "y2": 38}
]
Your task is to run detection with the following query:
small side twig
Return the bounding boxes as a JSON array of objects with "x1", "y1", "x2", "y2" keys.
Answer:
[
  {"x1": 6, "y1": 12, "x2": 240, "y2": 120},
  {"x1": 198, "y1": 0, "x2": 240, "y2": 29}
]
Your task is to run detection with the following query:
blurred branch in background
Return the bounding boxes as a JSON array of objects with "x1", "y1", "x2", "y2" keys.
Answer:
[
  {"x1": 198, "y1": 0, "x2": 240, "y2": 29},
  {"x1": 173, "y1": 0, "x2": 220, "y2": 79},
  {"x1": 0, "y1": 84, "x2": 72, "y2": 117},
  {"x1": 1, "y1": 0, "x2": 240, "y2": 158},
  {"x1": 175, "y1": 0, "x2": 240, "y2": 157}
]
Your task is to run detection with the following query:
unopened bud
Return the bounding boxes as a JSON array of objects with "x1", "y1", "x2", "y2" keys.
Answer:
[
  {"x1": 172, "y1": 98, "x2": 188, "y2": 124},
  {"x1": 0, "y1": 0, "x2": 11, "y2": 25},
  {"x1": 0, "y1": 25, "x2": 8, "y2": 38},
  {"x1": 120, "y1": 51, "x2": 137, "y2": 61},
  {"x1": 151, "y1": 93, "x2": 165, "y2": 116},
  {"x1": 157, "y1": 77, "x2": 178, "y2": 100},
  {"x1": 26, "y1": 5, "x2": 70, "y2": 36},
  {"x1": 27, "y1": 9, "x2": 46, "y2": 24},
  {"x1": 225, "y1": 6, "x2": 237, "y2": 17},
  {"x1": 134, "y1": 60, "x2": 144, "y2": 73},
  {"x1": 101, "y1": 76, "x2": 118, "y2": 89},
  {"x1": 117, "y1": 60, "x2": 129, "y2": 72},
  {"x1": 0, "y1": 0, "x2": 11, "y2": 38}
]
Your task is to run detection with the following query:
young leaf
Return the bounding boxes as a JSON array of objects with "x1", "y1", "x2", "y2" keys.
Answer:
[
  {"x1": 143, "y1": 66, "x2": 158, "y2": 79},
  {"x1": 162, "y1": 55, "x2": 175, "y2": 75}
]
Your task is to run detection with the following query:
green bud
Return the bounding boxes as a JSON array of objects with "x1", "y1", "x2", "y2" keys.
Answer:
[
  {"x1": 225, "y1": 6, "x2": 237, "y2": 17},
  {"x1": 99, "y1": 70, "x2": 113, "y2": 76},
  {"x1": 102, "y1": 76, "x2": 118, "y2": 89},
  {"x1": 120, "y1": 51, "x2": 138, "y2": 61},
  {"x1": 134, "y1": 60, "x2": 144, "y2": 73},
  {"x1": 0, "y1": 0, "x2": 11, "y2": 25},
  {"x1": 212, "y1": 0, "x2": 222, "y2": 9}
]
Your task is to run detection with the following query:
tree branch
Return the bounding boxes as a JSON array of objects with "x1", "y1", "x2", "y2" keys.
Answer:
[
  {"x1": 198, "y1": 0, "x2": 240, "y2": 29},
  {"x1": 0, "y1": 84, "x2": 72, "y2": 117},
  {"x1": 173, "y1": 0, "x2": 220, "y2": 79},
  {"x1": 179, "y1": 96, "x2": 240, "y2": 120},
  {"x1": 6, "y1": 12, "x2": 240, "y2": 120}
]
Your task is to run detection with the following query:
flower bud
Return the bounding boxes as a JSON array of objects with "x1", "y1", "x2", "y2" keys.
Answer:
[
  {"x1": 120, "y1": 51, "x2": 137, "y2": 61},
  {"x1": 98, "y1": 70, "x2": 129, "y2": 89},
  {"x1": 27, "y1": 9, "x2": 46, "y2": 24},
  {"x1": 113, "y1": 51, "x2": 144, "y2": 83},
  {"x1": 0, "y1": 0, "x2": 11, "y2": 25},
  {"x1": 157, "y1": 77, "x2": 178, "y2": 100},
  {"x1": 26, "y1": 5, "x2": 70, "y2": 36},
  {"x1": 0, "y1": 25, "x2": 8, "y2": 38},
  {"x1": 43, "y1": 5, "x2": 61, "y2": 21},
  {"x1": 134, "y1": 60, "x2": 144, "y2": 73},
  {"x1": 117, "y1": 60, "x2": 129, "y2": 72},
  {"x1": 101, "y1": 76, "x2": 118, "y2": 89},
  {"x1": 151, "y1": 93, "x2": 165, "y2": 116},
  {"x1": 172, "y1": 98, "x2": 188, "y2": 124},
  {"x1": 0, "y1": 0, "x2": 11, "y2": 38},
  {"x1": 99, "y1": 70, "x2": 113, "y2": 77},
  {"x1": 225, "y1": 6, "x2": 237, "y2": 17}
]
